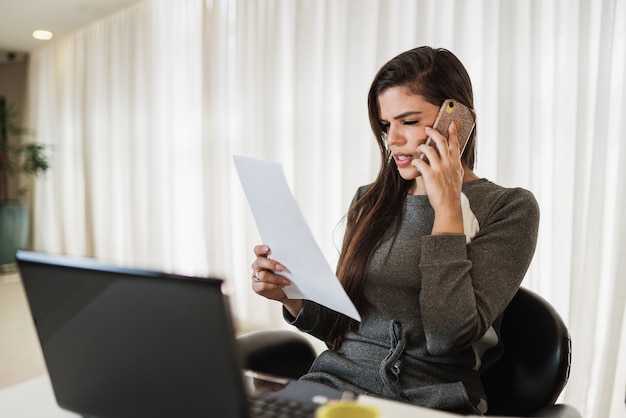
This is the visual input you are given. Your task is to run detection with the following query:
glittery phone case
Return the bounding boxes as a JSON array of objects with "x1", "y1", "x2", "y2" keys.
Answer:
[{"x1": 427, "y1": 99, "x2": 475, "y2": 156}]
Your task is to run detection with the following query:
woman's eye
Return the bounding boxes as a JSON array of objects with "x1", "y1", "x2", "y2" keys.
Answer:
[
  {"x1": 380, "y1": 123, "x2": 390, "y2": 132},
  {"x1": 403, "y1": 120, "x2": 418, "y2": 126}
]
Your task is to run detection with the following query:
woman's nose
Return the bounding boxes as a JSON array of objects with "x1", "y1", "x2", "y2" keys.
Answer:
[{"x1": 386, "y1": 125, "x2": 403, "y2": 145}]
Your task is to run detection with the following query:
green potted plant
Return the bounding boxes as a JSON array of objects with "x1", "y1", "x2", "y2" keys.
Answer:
[{"x1": 0, "y1": 96, "x2": 50, "y2": 267}]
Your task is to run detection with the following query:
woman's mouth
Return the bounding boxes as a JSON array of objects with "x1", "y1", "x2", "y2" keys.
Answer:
[{"x1": 394, "y1": 153, "x2": 415, "y2": 168}]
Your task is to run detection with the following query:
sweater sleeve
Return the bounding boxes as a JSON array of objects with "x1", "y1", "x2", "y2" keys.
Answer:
[
  {"x1": 418, "y1": 187, "x2": 539, "y2": 356},
  {"x1": 282, "y1": 301, "x2": 338, "y2": 345}
]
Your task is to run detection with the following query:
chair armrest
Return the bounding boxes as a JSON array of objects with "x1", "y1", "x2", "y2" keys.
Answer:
[
  {"x1": 530, "y1": 404, "x2": 582, "y2": 418},
  {"x1": 237, "y1": 330, "x2": 317, "y2": 379}
]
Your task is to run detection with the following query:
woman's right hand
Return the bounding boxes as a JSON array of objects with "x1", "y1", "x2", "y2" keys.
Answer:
[{"x1": 251, "y1": 245, "x2": 303, "y2": 316}]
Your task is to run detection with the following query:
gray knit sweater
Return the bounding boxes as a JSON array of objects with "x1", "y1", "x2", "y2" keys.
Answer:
[{"x1": 283, "y1": 178, "x2": 540, "y2": 415}]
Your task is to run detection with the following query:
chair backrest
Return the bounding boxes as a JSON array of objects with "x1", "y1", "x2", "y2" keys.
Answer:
[
  {"x1": 481, "y1": 287, "x2": 572, "y2": 416},
  {"x1": 238, "y1": 329, "x2": 318, "y2": 380}
]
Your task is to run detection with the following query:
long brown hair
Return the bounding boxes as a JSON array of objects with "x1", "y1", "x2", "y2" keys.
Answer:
[{"x1": 328, "y1": 47, "x2": 477, "y2": 350}]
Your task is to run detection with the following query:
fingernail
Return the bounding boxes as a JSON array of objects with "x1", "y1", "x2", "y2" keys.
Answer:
[
  {"x1": 263, "y1": 245, "x2": 269, "y2": 253},
  {"x1": 275, "y1": 263, "x2": 285, "y2": 271}
]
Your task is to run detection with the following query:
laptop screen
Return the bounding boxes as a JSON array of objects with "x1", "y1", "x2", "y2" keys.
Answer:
[{"x1": 16, "y1": 250, "x2": 249, "y2": 418}]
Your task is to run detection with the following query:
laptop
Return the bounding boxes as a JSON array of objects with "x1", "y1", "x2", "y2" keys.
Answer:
[{"x1": 15, "y1": 250, "x2": 344, "y2": 418}]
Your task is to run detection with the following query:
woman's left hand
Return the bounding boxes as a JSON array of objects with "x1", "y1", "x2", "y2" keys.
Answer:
[{"x1": 412, "y1": 121, "x2": 465, "y2": 235}]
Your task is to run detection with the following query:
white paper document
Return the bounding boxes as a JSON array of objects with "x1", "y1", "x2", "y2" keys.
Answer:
[{"x1": 233, "y1": 155, "x2": 361, "y2": 321}]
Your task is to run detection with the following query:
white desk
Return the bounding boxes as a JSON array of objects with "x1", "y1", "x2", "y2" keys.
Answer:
[
  {"x1": 0, "y1": 375, "x2": 498, "y2": 418},
  {"x1": 0, "y1": 376, "x2": 77, "y2": 418}
]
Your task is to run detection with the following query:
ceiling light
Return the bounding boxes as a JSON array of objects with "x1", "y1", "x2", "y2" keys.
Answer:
[{"x1": 32, "y1": 30, "x2": 53, "y2": 41}]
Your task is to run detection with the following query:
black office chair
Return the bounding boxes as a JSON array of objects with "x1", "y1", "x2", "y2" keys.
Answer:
[
  {"x1": 238, "y1": 329, "x2": 318, "y2": 380},
  {"x1": 237, "y1": 287, "x2": 581, "y2": 417},
  {"x1": 480, "y1": 287, "x2": 580, "y2": 417}
]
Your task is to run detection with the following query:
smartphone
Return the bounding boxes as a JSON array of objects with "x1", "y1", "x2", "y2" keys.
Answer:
[{"x1": 420, "y1": 99, "x2": 475, "y2": 161}]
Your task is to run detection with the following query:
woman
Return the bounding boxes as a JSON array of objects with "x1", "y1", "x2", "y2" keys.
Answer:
[{"x1": 250, "y1": 46, "x2": 539, "y2": 415}]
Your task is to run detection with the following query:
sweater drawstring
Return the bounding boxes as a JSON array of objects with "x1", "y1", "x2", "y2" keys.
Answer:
[{"x1": 379, "y1": 320, "x2": 406, "y2": 396}]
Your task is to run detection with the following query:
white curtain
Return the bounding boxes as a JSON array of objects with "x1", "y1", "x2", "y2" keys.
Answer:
[{"x1": 26, "y1": 0, "x2": 626, "y2": 416}]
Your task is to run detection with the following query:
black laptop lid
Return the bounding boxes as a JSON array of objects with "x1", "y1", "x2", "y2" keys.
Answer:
[{"x1": 16, "y1": 250, "x2": 249, "y2": 418}]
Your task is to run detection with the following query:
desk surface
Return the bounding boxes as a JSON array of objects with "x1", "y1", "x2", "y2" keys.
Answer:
[
  {"x1": 0, "y1": 375, "x2": 511, "y2": 418},
  {"x1": 0, "y1": 376, "x2": 76, "y2": 418}
]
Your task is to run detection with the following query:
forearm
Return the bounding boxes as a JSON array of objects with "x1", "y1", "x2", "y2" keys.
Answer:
[{"x1": 419, "y1": 234, "x2": 482, "y2": 355}]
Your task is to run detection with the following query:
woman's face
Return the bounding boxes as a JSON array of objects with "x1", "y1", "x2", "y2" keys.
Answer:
[{"x1": 378, "y1": 86, "x2": 439, "y2": 180}]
